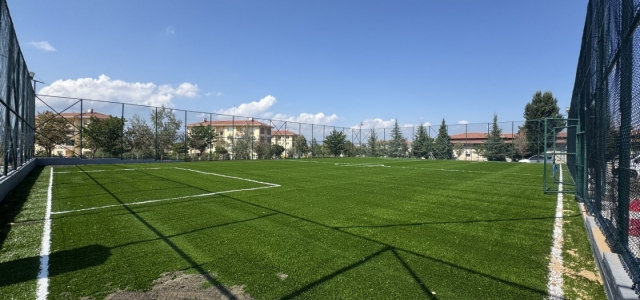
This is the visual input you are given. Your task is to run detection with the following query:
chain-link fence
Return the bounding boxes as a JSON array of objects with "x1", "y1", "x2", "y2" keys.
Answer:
[
  {"x1": 34, "y1": 95, "x2": 554, "y2": 164},
  {"x1": 0, "y1": 0, "x2": 35, "y2": 177},
  {"x1": 567, "y1": 0, "x2": 640, "y2": 291}
]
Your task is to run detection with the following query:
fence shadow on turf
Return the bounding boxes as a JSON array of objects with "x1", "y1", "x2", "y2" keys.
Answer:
[
  {"x1": 333, "y1": 214, "x2": 581, "y2": 229},
  {"x1": 216, "y1": 193, "x2": 548, "y2": 298},
  {"x1": 79, "y1": 167, "x2": 242, "y2": 300},
  {"x1": 0, "y1": 166, "x2": 44, "y2": 249},
  {"x1": 0, "y1": 244, "x2": 110, "y2": 287}
]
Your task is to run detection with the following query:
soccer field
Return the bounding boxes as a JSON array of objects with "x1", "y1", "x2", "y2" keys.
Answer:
[{"x1": 3, "y1": 158, "x2": 561, "y2": 299}]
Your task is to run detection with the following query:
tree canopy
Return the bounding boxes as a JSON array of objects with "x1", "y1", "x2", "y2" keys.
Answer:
[
  {"x1": 388, "y1": 120, "x2": 407, "y2": 157},
  {"x1": 35, "y1": 111, "x2": 69, "y2": 157},
  {"x1": 151, "y1": 106, "x2": 182, "y2": 160},
  {"x1": 484, "y1": 114, "x2": 507, "y2": 161},
  {"x1": 522, "y1": 91, "x2": 563, "y2": 155},
  {"x1": 83, "y1": 115, "x2": 125, "y2": 157},
  {"x1": 324, "y1": 129, "x2": 347, "y2": 157},
  {"x1": 411, "y1": 124, "x2": 432, "y2": 159},
  {"x1": 188, "y1": 125, "x2": 215, "y2": 157},
  {"x1": 432, "y1": 119, "x2": 453, "y2": 159}
]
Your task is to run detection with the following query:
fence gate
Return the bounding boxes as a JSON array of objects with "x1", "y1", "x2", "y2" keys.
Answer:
[{"x1": 543, "y1": 118, "x2": 579, "y2": 194}]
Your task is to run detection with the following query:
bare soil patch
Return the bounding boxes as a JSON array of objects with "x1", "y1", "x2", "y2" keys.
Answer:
[{"x1": 105, "y1": 271, "x2": 253, "y2": 300}]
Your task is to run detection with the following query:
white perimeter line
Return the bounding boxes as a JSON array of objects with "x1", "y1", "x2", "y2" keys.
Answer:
[
  {"x1": 36, "y1": 167, "x2": 53, "y2": 300},
  {"x1": 547, "y1": 166, "x2": 564, "y2": 299}
]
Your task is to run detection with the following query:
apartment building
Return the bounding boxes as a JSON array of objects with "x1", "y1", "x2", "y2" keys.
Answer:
[{"x1": 186, "y1": 118, "x2": 272, "y2": 159}]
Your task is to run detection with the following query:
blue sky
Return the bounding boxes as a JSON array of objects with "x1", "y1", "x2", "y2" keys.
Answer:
[{"x1": 9, "y1": 0, "x2": 587, "y2": 131}]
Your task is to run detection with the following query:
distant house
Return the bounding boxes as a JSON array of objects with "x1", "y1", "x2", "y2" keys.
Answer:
[
  {"x1": 449, "y1": 132, "x2": 568, "y2": 161},
  {"x1": 271, "y1": 129, "x2": 299, "y2": 157},
  {"x1": 186, "y1": 118, "x2": 272, "y2": 159},
  {"x1": 41, "y1": 109, "x2": 111, "y2": 157}
]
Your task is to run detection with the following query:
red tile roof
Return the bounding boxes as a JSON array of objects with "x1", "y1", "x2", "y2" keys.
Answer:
[
  {"x1": 272, "y1": 129, "x2": 299, "y2": 136},
  {"x1": 59, "y1": 111, "x2": 111, "y2": 119},
  {"x1": 187, "y1": 119, "x2": 271, "y2": 127}
]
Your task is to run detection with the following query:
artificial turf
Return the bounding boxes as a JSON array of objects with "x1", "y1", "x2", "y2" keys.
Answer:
[{"x1": 3, "y1": 159, "x2": 567, "y2": 299}]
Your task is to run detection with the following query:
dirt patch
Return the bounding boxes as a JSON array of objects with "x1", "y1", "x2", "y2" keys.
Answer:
[{"x1": 105, "y1": 271, "x2": 253, "y2": 300}]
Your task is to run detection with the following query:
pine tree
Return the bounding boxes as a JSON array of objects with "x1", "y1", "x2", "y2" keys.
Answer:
[
  {"x1": 411, "y1": 124, "x2": 432, "y2": 158},
  {"x1": 388, "y1": 120, "x2": 406, "y2": 158},
  {"x1": 367, "y1": 129, "x2": 379, "y2": 157},
  {"x1": 485, "y1": 114, "x2": 506, "y2": 161},
  {"x1": 432, "y1": 119, "x2": 453, "y2": 159}
]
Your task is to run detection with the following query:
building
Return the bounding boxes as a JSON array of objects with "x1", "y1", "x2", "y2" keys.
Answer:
[
  {"x1": 271, "y1": 129, "x2": 299, "y2": 157},
  {"x1": 186, "y1": 118, "x2": 272, "y2": 159},
  {"x1": 449, "y1": 132, "x2": 568, "y2": 161},
  {"x1": 50, "y1": 109, "x2": 110, "y2": 157}
]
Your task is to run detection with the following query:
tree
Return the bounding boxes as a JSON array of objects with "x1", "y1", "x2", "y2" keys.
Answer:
[
  {"x1": 188, "y1": 125, "x2": 215, "y2": 158},
  {"x1": 83, "y1": 116, "x2": 125, "y2": 158},
  {"x1": 295, "y1": 135, "x2": 309, "y2": 157},
  {"x1": 513, "y1": 128, "x2": 529, "y2": 159},
  {"x1": 35, "y1": 111, "x2": 69, "y2": 157},
  {"x1": 270, "y1": 144, "x2": 285, "y2": 158},
  {"x1": 473, "y1": 144, "x2": 486, "y2": 160},
  {"x1": 324, "y1": 129, "x2": 347, "y2": 157},
  {"x1": 453, "y1": 143, "x2": 465, "y2": 159},
  {"x1": 255, "y1": 140, "x2": 271, "y2": 159},
  {"x1": 432, "y1": 119, "x2": 453, "y2": 159},
  {"x1": 366, "y1": 129, "x2": 379, "y2": 157},
  {"x1": 388, "y1": 120, "x2": 406, "y2": 158},
  {"x1": 344, "y1": 140, "x2": 357, "y2": 157},
  {"x1": 523, "y1": 91, "x2": 564, "y2": 155},
  {"x1": 310, "y1": 138, "x2": 322, "y2": 158},
  {"x1": 125, "y1": 114, "x2": 154, "y2": 159},
  {"x1": 151, "y1": 106, "x2": 182, "y2": 160},
  {"x1": 484, "y1": 114, "x2": 507, "y2": 161},
  {"x1": 411, "y1": 124, "x2": 432, "y2": 159}
]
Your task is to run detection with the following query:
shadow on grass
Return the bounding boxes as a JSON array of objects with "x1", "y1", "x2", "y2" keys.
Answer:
[
  {"x1": 216, "y1": 193, "x2": 548, "y2": 299},
  {"x1": 78, "y1": 166, "x2": 241, "y2": 300},
  {"x1": 0, "y1": 244, "x2": 110, "y2": 287},
  {"x1": 334, "y1": 214, "x2": 581, "y2": 229},
  {"x1": 0, "y1": 166, "x2": 45, "y2": 249}
]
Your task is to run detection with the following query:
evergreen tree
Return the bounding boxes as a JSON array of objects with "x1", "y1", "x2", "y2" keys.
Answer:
[
  {"x1": 485, "y1": 114, "x2": 507, "y2": 161},
  {"x1": 432, "y1": 119, "x2": 453, "y2": 159},
  {"x1": 324, "y1": 129, "x2": 347, "y2": 157},
  {"x1": 388, "y1": 120, "x2": 407, "y2": 158},
  {"x1": 523, "y1": 91, "x2": 564, "y2": 155},
  {"x1": 411, "y1": 124, "x2": 432, "y2": 158},
  {"x1": 367, "y1": 129, "x2": 379, "y2": 157},
  {"x1": 310, "y1": 138, "x2": 322, "y2": 157}
]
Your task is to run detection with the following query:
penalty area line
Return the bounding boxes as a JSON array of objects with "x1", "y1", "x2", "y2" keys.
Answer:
[
  {"x1": 36, "y1": 166, "x2": 54, "y2": 300},
  {"x1": 51, "y1": 185, "x2": 280, "y2": 215}
]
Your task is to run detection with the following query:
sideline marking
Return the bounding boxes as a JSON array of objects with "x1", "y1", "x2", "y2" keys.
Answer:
[
  {"x1": 52, "y1": 167, "x2": 280, "y2": 215},
  {"x1": 36, "y1": 167, "x2": 53, "y2": 300},
  {"x1": 54, "y1": 167, "x2": 163, "y2": 174},
  {"x1": 547, "y1": 166, "x2": 564, "y2": 299},
  {"x1": 334, "y1": 163, "x2": 388, "y2": 168}
]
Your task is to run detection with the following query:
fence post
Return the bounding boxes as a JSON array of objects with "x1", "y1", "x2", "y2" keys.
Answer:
[
  {"x1": 154, "y1": 107, "x2": 158, "y2": 161},
  {"x1": 80, "y1": 99, "x2": 83, "y2": 159}
]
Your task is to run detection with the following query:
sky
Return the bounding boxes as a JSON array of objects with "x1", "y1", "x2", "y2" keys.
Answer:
[{"x1": 8, "y1": 0, "x2": 587, "y2": 132}]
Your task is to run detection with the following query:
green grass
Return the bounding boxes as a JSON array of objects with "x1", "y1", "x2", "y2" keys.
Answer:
[{"x1": 0, "y1": 159, "x2": 596, "y2": 299}]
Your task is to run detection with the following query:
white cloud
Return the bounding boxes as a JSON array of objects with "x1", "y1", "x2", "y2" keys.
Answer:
[
  {"x1": 355, "y1": 118, "x2": 397, "y2": 129},
  {"x1": 165, "y1": 26, "x2": 175, "y2": 35},
  {"x1": 216, "y1": 95, "x2": 277, "y2": 117},
  {"x1": 272, "y1": 112, "x2": 339, "y2": 124},
  {"x1": 29, "y1": 41, "x2": 56, "y2": 52},
  {"x1": 37, "y1": 74, "x2": 199, "y2": 108},
  {"x1": 458, "y1": 120, "x2": 469, "y2": 125}
]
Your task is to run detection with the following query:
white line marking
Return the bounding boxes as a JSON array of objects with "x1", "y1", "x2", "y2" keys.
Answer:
[
  {"x1": 547, "y1": 166, "x2": 564, "y2": 299},
  {"x1": 173, "y1": 167, "x2": 280, "y2": 186},
  {"x1": 54, "y1": 167, "x2": 163, "y2": 174},
  {"x1": 36, "y1": 167, "x2": 53, "y2": 300},
  {"x1": 52, "y1": 168, "x2": 280, "y2": 215},
  {"x1": 334, "y1": 163, "x2": 388, "y2": 168},
  {"x1": 52, "y1": 186, "x2": 279, "y2": 215}
]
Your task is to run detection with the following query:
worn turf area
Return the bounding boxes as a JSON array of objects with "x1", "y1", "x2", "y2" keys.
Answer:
[{"x1": 0, "y1": 159, "x2": 588, "y2": 299}]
